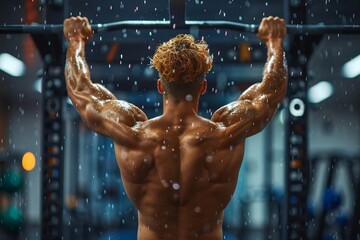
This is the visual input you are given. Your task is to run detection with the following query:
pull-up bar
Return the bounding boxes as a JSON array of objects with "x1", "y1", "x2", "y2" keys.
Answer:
[{"x1": 0, "y1": 20, "x2": 359, "y2": 35}]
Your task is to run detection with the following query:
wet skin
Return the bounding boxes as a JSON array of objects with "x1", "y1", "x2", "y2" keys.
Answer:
[{"x1": 64, "y1": 16, "x2": 287, "y2": 239}]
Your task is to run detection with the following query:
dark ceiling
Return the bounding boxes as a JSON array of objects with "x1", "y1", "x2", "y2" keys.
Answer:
[{"x1": 0, "y1": 0, "x2": 359, "y2": 116}]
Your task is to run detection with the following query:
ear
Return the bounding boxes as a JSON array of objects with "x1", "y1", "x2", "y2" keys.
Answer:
[
  {"x1": 157, "y1": 79, "x2": 164, "y2": 94},
  {"x1": 199, "y1": 79, "x2": 207, "y2": 95}
]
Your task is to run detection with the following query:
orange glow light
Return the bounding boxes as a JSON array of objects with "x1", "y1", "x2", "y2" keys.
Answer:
[{"x1": 22, "y1": 152, "x2": 36, "y2": 171}]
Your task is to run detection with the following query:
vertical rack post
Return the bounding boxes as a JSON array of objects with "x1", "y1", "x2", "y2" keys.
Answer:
[
  {"x1": 40, "y1": 66, "x2": 65, "y2": 240},
  {"x1": 350, "y1": 180, "x2": 360, "y2": 239},
  {"x1": 169, "y1": 0, "x2": 186, "y2": 28},
  {"x1": 283, "y1": 1, "x2": 320, "y2": 239},
  {"x1": 37, "y1": 1, "x2": 65, "y2": 239}
]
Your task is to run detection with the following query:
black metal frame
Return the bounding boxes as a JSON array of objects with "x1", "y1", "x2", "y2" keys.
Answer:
[
  {"x1": 40, "y1": 65, "x2": 65, "y2": 240},
  {"x1": 1, "y1": 20, "x2": 359, "y2": 34},
  {"x1": 0, "y1": 0, "x2": 359, "y2": 37},
  {"x1": 35, "y1": 1, "x2": 65, "y2": 240},
  {"x1": 350, "y1": 179, "x2": 360, "y2": 239},
  {"x1": 283, "y1": 1, "x2": 324, "y2": 239}
]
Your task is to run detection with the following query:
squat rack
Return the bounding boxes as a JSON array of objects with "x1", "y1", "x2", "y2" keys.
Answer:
[{"x1": 0, "y1": 0, "x2": 359, "y2": 239}]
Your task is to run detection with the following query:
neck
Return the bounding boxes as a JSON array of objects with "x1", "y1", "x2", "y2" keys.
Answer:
[{"x1": 162, "y1": 95, "x2": 199, "y2": 121}]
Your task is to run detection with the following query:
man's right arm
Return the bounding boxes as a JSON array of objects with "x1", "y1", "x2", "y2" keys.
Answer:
[
  {"x1": 64, "y1": 17, "x2": 147, "y2": 146},
  {"x1": 211, "y1": 16, "x2": 288, "y2": 138}
]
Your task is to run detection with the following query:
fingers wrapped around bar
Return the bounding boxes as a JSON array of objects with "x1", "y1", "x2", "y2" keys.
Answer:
[{"x1": 63, "y1": 16, "x2": 93, "y2": 41}]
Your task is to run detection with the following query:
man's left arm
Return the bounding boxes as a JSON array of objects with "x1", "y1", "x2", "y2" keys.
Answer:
[{"x1": 211, "y1": 17, "x2": 288, "y2": 138}]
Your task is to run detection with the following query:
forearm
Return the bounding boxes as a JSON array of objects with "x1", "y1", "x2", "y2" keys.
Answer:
[
  {"x1": 65, "y1": 39, "x2": 115, "y2": 109},
  {"x1": 262, "y1": 39, "x2": 288, "y2": 93},
  {"x1": 65, "y1": 39, "x2": 93, "y2": 92}
]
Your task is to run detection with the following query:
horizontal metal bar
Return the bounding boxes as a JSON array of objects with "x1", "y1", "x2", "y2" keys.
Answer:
[
  {"x1": 93, "y1": 20, "x2": 172, "y2": 32},
  {"x1": 188, "y1": 21, "x2": 360, "y2": 34},
  {"x1": 186, "y1": 20, "x2": 258, "y2": 33},
  {"x1": 0, "y1": 20, "x2": 172, "y2": 34},
  {"x1": 0, "y1": 20, "x2": 359, "y2": 34}
]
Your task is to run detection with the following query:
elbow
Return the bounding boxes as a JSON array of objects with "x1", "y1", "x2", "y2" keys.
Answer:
[
  {"x1": 67, "y1": 90, "x2": 87, "y2": 111},
  {"x1": 68, "y1": 95, "x2": 100, "y2": 130},
  {"x1": 82, "y1": 107, "x2": 102, "y2": 131}
]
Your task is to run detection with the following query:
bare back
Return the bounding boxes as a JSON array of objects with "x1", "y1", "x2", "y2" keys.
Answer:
[{"x1": 114, "y1": 116, "x2": 245, "y2": 239}]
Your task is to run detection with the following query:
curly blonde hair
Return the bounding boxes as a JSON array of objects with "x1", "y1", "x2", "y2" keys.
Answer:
[{"x1": 151, "y1": 34, "x2": 213, "y2": 83}]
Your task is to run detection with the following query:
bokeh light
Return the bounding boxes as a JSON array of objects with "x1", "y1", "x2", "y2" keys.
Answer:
[{"x1": 22, "y1": 152, "x2": 36, "y2": 171}]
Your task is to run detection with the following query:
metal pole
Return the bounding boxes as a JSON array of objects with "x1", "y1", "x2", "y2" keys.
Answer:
[{"x1": 0, "y1": 21, "x2": 359, "y2": 34}]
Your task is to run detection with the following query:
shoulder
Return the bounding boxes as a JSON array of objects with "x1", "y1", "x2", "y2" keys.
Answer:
[
  {"x1": 110, "y1": 100, "x2": 148, "y2": 122},
  {"x1": 208, "y1": 102, "x2": 256, "y2": 141},
  {"x1": 211, "y1": 100, "x2": 254, "y2": 126}
]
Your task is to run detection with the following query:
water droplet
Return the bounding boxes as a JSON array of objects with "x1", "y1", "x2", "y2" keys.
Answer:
[
  {"x1": 161, "y1": 180, "x2": 169, "y2": 188},
  {"x1": 172, "y1": 182, "x2": 180, "y2": 190},
  {"x1": 206, "y1": 155, "x2": 213, "y2": 163},
  {"x1": 194, "y1": 206, "x2": 201, "y2": 213},
  {"x1": 185, "y1": 94, "x2": 193, "y2": 101}
]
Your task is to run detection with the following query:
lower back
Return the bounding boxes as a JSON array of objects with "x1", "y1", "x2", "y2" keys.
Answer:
[{"x1": 137, "y1": 216, "x2": 224, "y2": 240}]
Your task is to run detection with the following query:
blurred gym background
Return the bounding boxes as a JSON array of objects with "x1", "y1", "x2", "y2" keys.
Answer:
[{"x1": 0, "y1": 0, "x2": 359, "y2": 239}]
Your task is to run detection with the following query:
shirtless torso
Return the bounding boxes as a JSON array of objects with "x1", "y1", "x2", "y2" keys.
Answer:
[
  {"x1": 63, "y1": 16, "x2": 287, "y2": 239},
  {"x1": 117, "y1": 115, "x2": 245, "y2": 239}
]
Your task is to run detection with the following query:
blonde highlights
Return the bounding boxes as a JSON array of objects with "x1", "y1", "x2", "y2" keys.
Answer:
[{"x1": 151, "y1": 34, "x2": 213, "y2": 83}]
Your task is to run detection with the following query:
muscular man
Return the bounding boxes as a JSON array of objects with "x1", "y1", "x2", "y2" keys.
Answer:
[{"x1": 64, "y1": 16, "x2": 287, "y2": 240}]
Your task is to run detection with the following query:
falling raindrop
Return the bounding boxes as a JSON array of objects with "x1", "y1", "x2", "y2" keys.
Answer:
[
  {"x1": 161, "y1": 179, "x2": 169, "y2": 188},
  {"x1": 194, "y1": 206, "x2": 201, "y2": 213},
  {"x1": 206, "y1": 155, "x2": 213, "y2": 163},
  {"x1": 172, "y1": 182, "x2": 180, "y2": 190},
  {"x1": 185, "y1": 94, "x2": 193, "y2": 101}
]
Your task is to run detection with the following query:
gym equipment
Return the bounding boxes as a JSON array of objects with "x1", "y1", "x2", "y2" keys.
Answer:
[
  {"x1": 310, "y1": 155, "x2": 360, "y2": 240},
  {"x1": 0, "y1": 20, "x2": 359, "y2": 34},
  {"x1": 0, "y1": 205, "x2": 23, "y2": 232},
  {"x1": 323, "y1": 188, "x2": 342, "y2": 211},
  {"x1": 0, "y1": 170, "x2": 23, "y2": 193}
]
